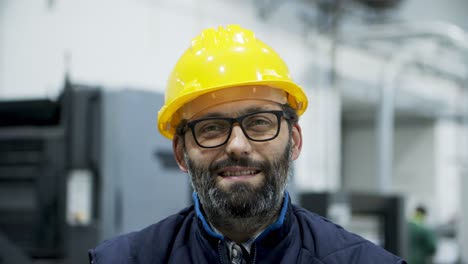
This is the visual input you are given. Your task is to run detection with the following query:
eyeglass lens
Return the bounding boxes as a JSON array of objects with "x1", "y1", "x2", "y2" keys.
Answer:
[{"x1": 193, "y1": 112, "x2": 280, "y2": 148}]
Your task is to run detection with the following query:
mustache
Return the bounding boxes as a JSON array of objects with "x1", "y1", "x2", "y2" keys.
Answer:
[{"x1": 210, "y1": 157, "x2": 266, "y2": 172}]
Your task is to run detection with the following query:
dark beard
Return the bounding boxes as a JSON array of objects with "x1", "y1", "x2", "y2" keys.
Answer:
[{"x1": 185, "y1": 139, "x2": 292, "y2": 232}]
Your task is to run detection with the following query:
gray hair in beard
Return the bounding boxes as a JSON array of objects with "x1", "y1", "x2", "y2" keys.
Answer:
[{"x1": 184, "y1": 138, "x2": 293, "y2": 228}]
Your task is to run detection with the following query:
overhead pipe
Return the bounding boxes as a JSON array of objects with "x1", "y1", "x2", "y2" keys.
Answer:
[
  {"x1": 340, "y1": 21, "x2": 468, "y2": 51},
  {"x1": 338, "y1": 21, "x2": 468, "y2": 192}
]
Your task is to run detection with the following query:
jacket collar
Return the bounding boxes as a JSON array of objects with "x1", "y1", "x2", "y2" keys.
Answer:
[{"x1": 193, "y1": 192, "x2": 224, "y2": 241}]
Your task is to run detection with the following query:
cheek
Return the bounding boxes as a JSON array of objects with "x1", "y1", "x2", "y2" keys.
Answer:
[
  {"x1": 255, "y1": 143, "x2": 286, "y2": 164},
  {"x1": 185, "y1": 144, "x2": 217, "y2": 167},
  {"x1": 270, "y1": 127, "x2": 291, "y2": 152}
]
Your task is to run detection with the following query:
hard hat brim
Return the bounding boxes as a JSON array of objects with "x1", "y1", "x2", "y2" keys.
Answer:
[{"x1": 157, "y1": 80, "x2": 308, "y2": 140}]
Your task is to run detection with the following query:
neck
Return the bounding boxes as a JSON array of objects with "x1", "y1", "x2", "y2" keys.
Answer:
[{"x1": 209, "y1": 209, "x2": 280, "y2": 244}]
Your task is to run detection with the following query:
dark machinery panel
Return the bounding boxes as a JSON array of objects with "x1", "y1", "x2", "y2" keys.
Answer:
[
  {"x1": 0, "y1": 107, "x2": 66, "y2": 260},
  {"x1": 0, "y1": 82, "x2": 189, "y2": 264},
  {"x1": 300, "y1": 191, "x2": 406, "y2": 257}
]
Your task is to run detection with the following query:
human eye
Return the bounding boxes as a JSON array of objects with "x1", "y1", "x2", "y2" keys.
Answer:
[
  {"x1": 244, "y1": 113, "x2": 275, "y2": 131},
  {"x1": 250, "y1": 118, "x2": 270, "y2": 126},
  {"x1": 195, "y1": 120, "x2": 229, "y2": 138},
  {"x1": 202, "y1": 124, "x2": 223, "y2": 132}
]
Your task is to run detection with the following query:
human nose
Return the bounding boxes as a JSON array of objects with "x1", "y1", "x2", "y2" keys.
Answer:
[{"x1": 224, "y1": 124, "x2": 252, "y2": 157}]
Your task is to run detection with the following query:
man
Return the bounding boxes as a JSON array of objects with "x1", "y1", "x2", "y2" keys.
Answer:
[
  {"x1": 408, "y1": 205, "x2": 437, "y2": 264},
  {"x1": 89, "y1": 25, "x2": 406, "y2": 263}
]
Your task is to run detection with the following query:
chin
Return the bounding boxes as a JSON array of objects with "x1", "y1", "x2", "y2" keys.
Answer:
[{"x1": 218, "y1": 177, "x2": 263, "y2": 191}]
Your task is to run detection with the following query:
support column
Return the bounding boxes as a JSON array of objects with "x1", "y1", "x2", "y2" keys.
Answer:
[{"x1": 294, "y1": 33, "x2": 341, "y2": 192}]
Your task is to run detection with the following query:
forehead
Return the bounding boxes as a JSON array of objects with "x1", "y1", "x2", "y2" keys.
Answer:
[
  {"x1": 191, "y1": 99, "x2": 283, "y2": 119},
  {"x1": 180, "y1": 85, "x2": 287, "y2": 120}
]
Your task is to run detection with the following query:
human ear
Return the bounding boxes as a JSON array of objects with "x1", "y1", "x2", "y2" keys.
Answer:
[
  {"x1": 173, "y1": 135, "x2": 188, "y2": 172},
  {"x1": 290, "y1": 123, "x2": 302, "y2": 160}
]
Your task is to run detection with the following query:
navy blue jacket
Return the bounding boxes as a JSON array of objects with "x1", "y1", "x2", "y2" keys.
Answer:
[{"x1": 89, "y1": 193, "x2": 406, "y2": 263}]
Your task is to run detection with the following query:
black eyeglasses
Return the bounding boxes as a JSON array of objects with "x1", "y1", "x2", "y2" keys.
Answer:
[{"x1": 185, "y1": 110, "x2": 288, "y2": 148}]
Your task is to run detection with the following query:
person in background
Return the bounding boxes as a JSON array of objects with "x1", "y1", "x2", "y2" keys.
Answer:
[
  {"x1": 88, "y1": 25, "x2": 406, "y2": 264},
  {"x1": 408, "y1": 205, "x2": 438, "y2": 264}
]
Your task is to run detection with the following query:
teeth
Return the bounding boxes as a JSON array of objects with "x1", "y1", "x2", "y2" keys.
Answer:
[{"x1": 222, "y1": 170, "x2": 257, "y2": 177}]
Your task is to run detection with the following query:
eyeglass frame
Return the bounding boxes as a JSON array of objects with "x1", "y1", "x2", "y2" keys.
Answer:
[{"x1": 182, "y1": 110, "x2": 290, "y2": 149}]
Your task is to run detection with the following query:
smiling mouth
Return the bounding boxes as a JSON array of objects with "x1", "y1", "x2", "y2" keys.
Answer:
[
  {"x1": 216, "y1": 166, "x2": 262, "y2": 179},
  {"x1": 220, "y1": 170, "x2": 260, "y2": 177}
]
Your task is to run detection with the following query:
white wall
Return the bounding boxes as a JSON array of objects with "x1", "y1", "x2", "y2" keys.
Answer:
[
  {"x1": 399, "y1": 0, "x2": 468, "y2": 30},
  {"x1": 0, "y1": 0, "x2": 198, "y2": 98},
  {"x1": 342, "y1": 120, "x2": 435, "y2": 213},
  {"x1": 342, "y1": 122, "x2": 378, "y2": 190},
  {"x1": 343, "y1": 117, "x2": 463, "y2": 226},
  {"x1": 0, "y1": 0, "x2": 316, "y2": 98},
  {"x1": 393, "y1": 121, "x2": 436, "y2": 219},
  {"x1": 434, "y1": 121, "x2": 461, "y2": 224}
]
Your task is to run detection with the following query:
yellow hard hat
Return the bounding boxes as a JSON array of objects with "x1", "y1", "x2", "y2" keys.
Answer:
[{"x1": 157, "y1": 24, "x2": 308, "y2": 139}]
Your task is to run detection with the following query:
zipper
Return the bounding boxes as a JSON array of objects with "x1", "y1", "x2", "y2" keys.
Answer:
[
  {"x1": 251, "y1": 243, "x2": 257, "y2": 264},
  {"x1": 217, "y1": 240, "x2": 225, "y2": 264}
]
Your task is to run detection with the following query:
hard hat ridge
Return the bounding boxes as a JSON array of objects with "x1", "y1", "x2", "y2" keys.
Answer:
[{"x1": 191, "y1": 25, "x2": 255, "y2": 50}]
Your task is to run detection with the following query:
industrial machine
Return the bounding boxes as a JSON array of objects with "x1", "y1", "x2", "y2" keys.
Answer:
[
  {"x1": 300, "y1": 191, "x2": 407, "y2": 258},
  {"x1": 0, "y1": 82, "x2": 189, "y2": 263}
]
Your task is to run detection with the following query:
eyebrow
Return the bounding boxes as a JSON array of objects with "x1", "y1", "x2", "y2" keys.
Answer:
[{"x1": 199, "y1": 106, "x2": 273, "y2": 119}]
